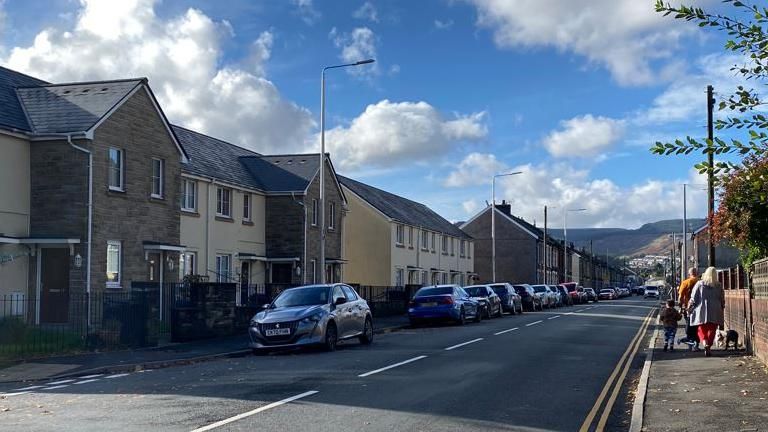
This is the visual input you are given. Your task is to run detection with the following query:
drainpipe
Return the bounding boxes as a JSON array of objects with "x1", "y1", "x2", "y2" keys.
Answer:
[
  {"x1": 291, "y1": 192, "x2": 307, "y2": 284},
  {"x1": 67, "y1": 134, "x2": 93, "y2": 331}
]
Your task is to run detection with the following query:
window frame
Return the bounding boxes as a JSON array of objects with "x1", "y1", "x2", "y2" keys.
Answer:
[
  {"x1": 108, "y1": 148, "x2": 124, "y2": 192},
  {"x1": 151, "y1": 157, "x2": 164, "y2": 198},
  {"x1": 216, "y1": 187, "x2": 232, "y2": 218},
  {"x1": 421, "y1": 230, "x2": 429, "y2": 251},
  {"x1": 460, "y1": 240, "x2": 466, "y2": 258},
  {"x1": 181, "y1": 179, "x2": 197, "y2": 212},
  {"x1": 311, "y1": 199, "x2": 318, "y2": 226},
  {"x1": 431, "y1": 233, "x2": 436, "y2": 252},
  {"x1": 408, "y1": 227, "x2": 414, "y2": 247},
  {"x1": 310, "y1": 259, "x2": 317, "y2": 284},
  {"x1": 442, "y1": 235, "x2": 448, "y2": 254},
  {"x1": 328, "y1": 202, "x2": 336, "y2": 230},
  {"x1": 106, "y1": 240, "x2": 122, "y2": 288},
  {"x1": 215, "y1": 254, "x2": 231, "y2": 282},
  {"x1": 179, "y1": 252, "x2": 196, "y2": 279},
  {"x1": 395, "y1": 224, "x2": 405, "y2": 245},
  {"x1": 243, "y1": 193, "x2": 251, "y2": 222},
  {"x1": 395, "y1": 268, "x2": 404, "y2": 287}
]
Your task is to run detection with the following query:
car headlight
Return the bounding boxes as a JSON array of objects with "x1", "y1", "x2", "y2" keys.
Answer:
[
  {"x1": 301, "y1": 313, "x2": 323, "y2": 324},
  {"x1": 249, "y1": 319, "x2": 259, "y2": 327}
]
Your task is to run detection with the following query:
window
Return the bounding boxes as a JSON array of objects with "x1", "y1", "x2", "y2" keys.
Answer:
[
  {"x1": 243, "y1": 193, "x2": 251, "y2": 221},
  {"x1": 181, "y1": 179, "x2": 196, "y2": 211},
  {"x1": 106, "y1": 241, "x2": 121, "y2": 288},
  {"x1": 395, "y1": 268, "x2": 404, "y2": 287},
  {"x1": 451, "y1": 238, "x2": 455, "y2": 256},
  {"x1": 421, "y1": 231, "x2": 429, "y2": 250},
  {"x1": 422, "y1": 270, "x2": 428, "y2": 284},
  {"x1": 216, "y1": 187, "x2": 232, "y2": 217},
  {"x1": 108, "y1": 148, "x2": 123, "y2": 191},
  {"x1": 215, "y1": 254, "x2": 231, "y2": 282},
  {"x1": 332, "y1": 286, "x2": 345, "y2": 304},
  {"x1": 442, "y1": 273, "x2": 448, "y2": 284},
  {"x1": 467, "y1": 242, "x2": 471, "y2": 258},
  {"x1": 151, "y1": 158, "x2": 164, "y2": 198},
  {"x1": 408, "y1": 227, "x2": 413, "y2": 247},
  {"x1": 442, "y1": 235, "x2": 448, "y2": 254},
  {"x1": 310, "y1": 259, "x2": 317, "y2": 284},
  {"x1": 341, "y1": 285, "x2": 358, "y2": 301},
  {"x1": 311, "y1": 199, "x2": 318, "y2": 226},
  {"x1": 179, "y1": 252, "x2": 196, "y2": 279},
  {"x1": 328, "y1": 202, "x2": 335, "y2": 230},
  {"x1": 460, "y1": 240, "x2": 466, "y2": 258},
  {"x1": 396, "y1": 224, "x2": 405, "y2": 245},
  {"x1": 431, "y1": 233, "x2": 436, "y2": 252}
]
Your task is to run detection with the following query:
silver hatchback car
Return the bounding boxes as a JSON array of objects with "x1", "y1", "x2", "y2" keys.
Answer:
[{"x1": 249, "y1": 284, "x2": 373, "y2": 352}]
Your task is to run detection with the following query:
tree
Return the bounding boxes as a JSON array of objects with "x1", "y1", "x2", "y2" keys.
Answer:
[{"x1": 650, "y1": 0, "x2": 768, "y2": 176}]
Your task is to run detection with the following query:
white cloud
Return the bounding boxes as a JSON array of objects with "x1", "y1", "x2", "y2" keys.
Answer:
[
  {"x1": 543, "y1": 115, "x2": 625, "y2": 158},
  {"x1": 434, "y1": 19, "x2": 454, "y2": 30},
  {"x1": 291, "y1": 0, "x2": 321, "y2": 25},
  {"x1": 318, "y1": 100, "x2": 487, "y2": 170},
  {"x1": 353, "y1": 2, "x2": 378, "y2": 23},
  {"x1": 462, "y1": 199, "x2": 480, "y2": 215},
  {"x1": 466, "y1": 0, "x2": 714, "y2": 86},
  {"x1": 444, "y1": 152, "x2": 506, "y2": 187},
  {"x1": 330, "y1": 27, "x2": 378, "y2": 77},
  {"x1": 2, "y1": 0, "x2": 314, "y2": 154}
]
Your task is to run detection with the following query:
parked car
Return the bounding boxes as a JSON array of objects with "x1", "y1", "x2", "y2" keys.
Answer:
[
  {"x1": 463, "y1": 285, "x2": 503, "y2": 319},
  {"x1": 560, "y1": 282, "x2": 582, "y2": 304},
  {"x1": 489, "y1": 283, "x2": 524, "y2": 315},
  {"x1": 531, "y1": 284, "x2": 554, "y2": 309},
  {"x1": 513, "y1": 284, "x2": 541, "y2": 311},
  {"x1": 598, "y1": 288, "x2": 616, "y2": 300},
  {"x1": 631, "y1": 286, "x2": 645, "y2": 296},
  {"x1": 617, "y1": 287, "x2": 630, "y2": 298},
  {"x1": 249, "y1": 284, "x2": 373, "y2": 353},
  {"x1": 576, "y1": 286, "x2": 589, "y2": 304},
  {"x1": 643, "y1": 286, "x2": 660, "y2": 300},
  {"x1": 583, "y1": 287, "x2": 598, "y2": 303},
  {"x1": 552, "y1": 285, "x2": 573, "y2": 306},
  {"x1": 408, "y1": 285, "x2": 482, "y2": 326}
]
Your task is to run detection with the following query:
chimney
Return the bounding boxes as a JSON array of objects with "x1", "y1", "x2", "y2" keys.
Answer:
[{"x1": 495, "y1": 200, "x2": 511, "y2": 216}]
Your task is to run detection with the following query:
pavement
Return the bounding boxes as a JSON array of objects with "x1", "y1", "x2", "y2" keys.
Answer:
[
  {"x1": 0, "y1": 298, "x2": 657, "y2": 431},
  {"x1": 0, "y1": 314, "x2": 410, "y2": 384},
  {"x1": 640, "y1": 323, "x2": 768, "y2": 432}
]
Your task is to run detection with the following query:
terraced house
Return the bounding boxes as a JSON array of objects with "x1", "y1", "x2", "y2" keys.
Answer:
[
  {"x1": 0, "y1": 66, "x2": 186, "y2": 325},
  {"x1": 340, "y1": 176, "x2": 474, "y2": 287}
]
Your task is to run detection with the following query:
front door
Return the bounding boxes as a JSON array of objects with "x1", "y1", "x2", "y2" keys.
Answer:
[
  {"x1": 147, "y1": 252, "x2": 161, "y2": 281},
  {"x1": 40, "y1": 248, "x2": 70, "y2": 323}
]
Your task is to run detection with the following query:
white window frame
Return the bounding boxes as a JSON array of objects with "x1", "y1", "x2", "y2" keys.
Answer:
[
  {"x1": 108, "y1": 148, "x2": 124, "y2": 191},
  {"x1": 395, "y1": 268, "x2": 404, "y2": 287},
  {"x1": 431, "y1": 233, "x2": 436, "y2": 252},
  {"x1": 243, "y1": 193, "x2": 251, "y2": 222},
  {"x1": 179, "y1": 252, "x2": 196, "y2": 279},
  {"x1": 311, "y1": 199, "x2": 318, "y2": 226},
  {"x1": 421, "y1": 230, "x2": 429, "y2": 251},
  {"x1": 106, "y1": 240, "x2": 122, "y2": 288},
  {"x1": 216, "y1": 187, "x2": 232, "y2": 218},
  {"x1": 396, "y1": 224, "x2": 405, "y2": 245},
  {"x1": 181, "y1": 179, "x2": 197, "y2": 212},
  {"x1": 408, "y1": 227, "x2": 414, "y2": 247},
  {"x1": 215, "y1": 254, "x2": 231, "y2": 282},
  {"x1": 451, "y1": 237, "x2": 455, "y2": 256},
  {"x1": 460, "y1": 240, "x2": 466, "y2": 258},
  {"x1": 328, "y1": 202, "x2": 336, "y2": 230},
  {"x1": 442, "y1": 235, "x2": 448, "y2": 254},
  {"x1": 310, "y1": 259, "x2": 317, "y2": 284},
  {"x1": 151, "y1": 158, "x2": 164, "y2": 198}
]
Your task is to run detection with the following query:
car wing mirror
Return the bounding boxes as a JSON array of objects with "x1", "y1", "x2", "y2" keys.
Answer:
[
  {"x1": 262, "y1": 303, "x2": 272, "y2": 309},
  {"x1": 335, "y1": 297, "x2": 347, "y2": 305}
]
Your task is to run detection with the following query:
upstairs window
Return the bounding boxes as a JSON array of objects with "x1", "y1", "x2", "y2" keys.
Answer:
[
  {"x1": 431, "y1": 233, "x2": 436, "y2": 252},
  {"x1": 442, "y1": 235, "x2": 448, "y2": 254},
  {"x1": 421, "y1": 230, "x2": 429, "y2": 250},
  {"x1": 243, "y1": 193, "x2": 251, "y2": 221},
  {"x1": 460, "y1": 240, "x2": 466, "y2": 258},
  {"x1": 311, "y1": 199, "x2": 318, "y2": 226},
  {"x1": 181, "y1": 179, "x2": 196, "y2": 211},
  {"x1": 408, "y1": 227, "x2": 414, "y2": 247},
  {"x1": 329, "y1": 202, "x2": 336, "y2": 230},
  {"x1": 396, "y1": 224, "x2": 405, "y2": 245},
  {"x1": 108, "y1": 148, "x2": 124, "y2": 191},
  {"x1": 216, "y1": 187, "x2": 232, "y2": 217},
  {"x1": 151, "y1": 158, "x2": 164, "y2": 198}
]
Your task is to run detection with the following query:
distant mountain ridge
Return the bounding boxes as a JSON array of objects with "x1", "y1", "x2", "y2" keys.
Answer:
[{"x1": 543, "y1": 219, "x2": 706, "y2": 258}]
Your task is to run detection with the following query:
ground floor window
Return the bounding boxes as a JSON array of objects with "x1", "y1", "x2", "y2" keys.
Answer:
[
  {"x1": 106, "y1": 241, "x2": 121, "y2": 288},
  {"x1": 179, "y1": 252, "x2": 196, "y2": 279},
  {"x1": 215, "y1": 254, "x2": 231, "y2": 282},
  {"x1": 395, "y1": 268, "x2": 404, "y2": 287}
]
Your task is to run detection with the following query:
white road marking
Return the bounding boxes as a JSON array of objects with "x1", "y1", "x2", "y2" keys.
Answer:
[
  {"x1": 565, "y1": 312, "x2": 575, "y2": 315},
  {"x1": 47, "y1": 379, "x2": 74, "y2": 385},
  {"x1": 190, "y1": 390, "x2": 319, "y2": 432},
  {"x1": 73, "y1": 379, "x2": 99, "y2": 385},
  {"x1": 44, "y1": 385, "x2": 70, "y2": 390},
  {"x1": 105, "y1": 373, "x2": 131, "y2": 379},
  {"x1": 575, "y1": 309, "x2": 586, "y2": 313},
  {"x1": 548, "y1": 316, "x2": 561, "y2": 320},
  {"x1": 1, "y1": 391, "x2": 32, "y2": 397},
  {"x1": 358, "y1": 355, "x2": 428, "y2": 378},
  {"x1": 525, "y1": 320, "x2": 543, "y2": 327},
  {"x1": 80, "y1": 374, "x2": 103, "y2": 379},
  {"x1": 445, "y1": 338, "x2": 484, "y2": 351},
  {"x1": 494, "y1": 327, "x2": 519, "y2": 336},
  {"x1": 13, "y1": 385, "x2": 43, "y2": 391}
]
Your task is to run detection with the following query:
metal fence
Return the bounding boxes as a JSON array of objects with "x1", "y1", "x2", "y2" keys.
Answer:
[{"x1": 754, "y1": 258, "x2": 768, "y2": 299}]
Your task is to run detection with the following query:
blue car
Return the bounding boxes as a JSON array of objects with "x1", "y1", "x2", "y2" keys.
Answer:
[{"x1": 407, "y1": 285, "x2": 481, "y2": 326}]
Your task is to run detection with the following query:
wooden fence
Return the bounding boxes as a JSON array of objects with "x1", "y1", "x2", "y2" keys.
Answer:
[{"x1": 717, "y1": 259, "x2": 768, "y2": 365}]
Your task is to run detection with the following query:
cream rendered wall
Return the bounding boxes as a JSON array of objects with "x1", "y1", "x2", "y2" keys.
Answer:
[
  {"x1": 342, "y1": 188, "x2": 390, "y2": 286},
  {"x1": 179, "y1": 175, "x2": 266, "y2": 284},
  {"x1": 0, "y1": 133, "x2": 30, "y2": 296},
  {"x1": 390, "y1": 227, "x2": 474, "y2": 287}
]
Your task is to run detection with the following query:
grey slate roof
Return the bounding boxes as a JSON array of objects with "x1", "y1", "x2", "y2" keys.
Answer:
[
  {"x1": 16, "y1": 79, "x2": 143, "y2": 134},
  {"x1": 339, "y1": 175, "x2": 471, "y2": 239},
  {"x1": 0, "y1": 66, "x2": 48, "y2": 132},
  {"x1": 239, "y1": 156, "x2": 313, "y2": 192}
]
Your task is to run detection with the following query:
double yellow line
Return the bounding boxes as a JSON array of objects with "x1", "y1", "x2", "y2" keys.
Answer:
[{"x1": 579, "y1": 308, "x2": 655, "y2": 432}]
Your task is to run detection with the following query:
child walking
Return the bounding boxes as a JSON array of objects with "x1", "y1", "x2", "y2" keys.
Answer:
[{"x1": 659, "y1": 299, "x2": 682, "y2": 352}]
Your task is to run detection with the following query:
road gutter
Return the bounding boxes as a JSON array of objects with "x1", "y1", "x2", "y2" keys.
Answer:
[{"x1": 629, "y1": 326, "x2": 659, "y2": 432}]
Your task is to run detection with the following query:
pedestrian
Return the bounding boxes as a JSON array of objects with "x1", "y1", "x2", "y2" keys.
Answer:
[
  {"x1": 659, "y1": 299, "x2": 682, "y2": 351},
  {"x1": 687, "y1": 266, "x2": 725, "y2": 357},
  {"x1": 677, "y1": 267, "x2": 700, "y2": 349}
]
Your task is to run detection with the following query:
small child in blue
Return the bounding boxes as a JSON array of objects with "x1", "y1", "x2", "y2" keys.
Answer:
[{"x1": 659, "y1": 299, "x2": 682, "y2": 351}]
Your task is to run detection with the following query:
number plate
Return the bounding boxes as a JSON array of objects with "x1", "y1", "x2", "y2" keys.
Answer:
[
  {"x1": 420, "y1": 302, "x2": 438, "y2": 307},
  {"x1": 265, "y1": 328, "x2": 291, "y2": 336}
]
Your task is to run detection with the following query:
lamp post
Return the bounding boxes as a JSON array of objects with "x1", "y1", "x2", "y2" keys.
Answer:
[
  {"x1": 562, "y1": 208, "x2": 586, "y2": 282},
  {"x1": 491, "y1": 171, "x2": 523, "y2": 282},
  {"x1": 319, "y1": 58, "x2": 375, "y2": 284}
]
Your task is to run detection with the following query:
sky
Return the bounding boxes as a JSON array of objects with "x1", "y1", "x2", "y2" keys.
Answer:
[{"x1": 0, "y1": 0, "x2": 751, "y2": 229}]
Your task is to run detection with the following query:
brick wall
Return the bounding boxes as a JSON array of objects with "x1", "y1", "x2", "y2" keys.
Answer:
[{"x1": 305, "y1": 162, "x2": 344, "y2": 280}]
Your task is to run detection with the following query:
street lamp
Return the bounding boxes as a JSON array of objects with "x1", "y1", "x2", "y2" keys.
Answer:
[
  {"x1": 491, "y1": 171, "x2": 523, "y2": 282},
  {"x1": 562, "y1": 208, "x2": 586, "y2": 282},
  {"x1": 319, "y1": 58, "x2": 375, "y2": 284}
]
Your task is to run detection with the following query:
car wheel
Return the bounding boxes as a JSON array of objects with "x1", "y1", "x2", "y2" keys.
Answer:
[
  {"x1": 324, "y1": 322, "x2": 338, "y2": 352},
  {"x1": 359, "y1": 317, "x2": 373, "y2": 345},
  {"x1": 474, "y1": 307, "x2": 482, "y2": 323},
  {"x1": 484, "y1": 305, "x2": 492, "y2": 320},
  {"x1": 457, "y1": 308, "x2": 467, "y2": 325},
  {"x1": 496, "y1": 304, "x2": 503, "y2": 318},
  {"x1": 509, "y1": 304, "x2": 516, "y2": 315}
]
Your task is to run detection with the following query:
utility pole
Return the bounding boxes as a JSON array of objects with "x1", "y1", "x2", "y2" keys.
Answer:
[
  {"x1": 543, "y1": 206, "x2": 548, "y2": 284},
  {"x1": 682, "y1": 183, "x2": 688, "y2": 282},
  {"x1": 707, "y1": 85, "x2": 716, "y2": 268}
]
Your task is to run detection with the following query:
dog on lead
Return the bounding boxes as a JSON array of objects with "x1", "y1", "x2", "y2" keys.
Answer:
[{"x1": 715, "y1": 329, "x2": 740, "y2": 350}]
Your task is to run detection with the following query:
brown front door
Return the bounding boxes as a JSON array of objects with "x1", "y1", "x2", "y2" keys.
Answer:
[{"x1": 40, "y1": 248, "x2": 70, "y2": 323}]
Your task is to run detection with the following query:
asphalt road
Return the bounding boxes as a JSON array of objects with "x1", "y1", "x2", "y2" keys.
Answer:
[{"x1": 0, "y1": 297, "x2": 658, "y2": 432}]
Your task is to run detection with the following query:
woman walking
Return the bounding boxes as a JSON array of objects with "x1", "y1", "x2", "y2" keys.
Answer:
[{"x1": 687, "y1": 267, "x2": 725, "y2": 357}]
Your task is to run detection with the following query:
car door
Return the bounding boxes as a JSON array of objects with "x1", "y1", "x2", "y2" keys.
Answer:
[
  {"x1": 342, "y1": 284, "x2": 366, "y2": 335},
  {"x1": 332, "y1": 285, "x2": 351, "y2": 338}
]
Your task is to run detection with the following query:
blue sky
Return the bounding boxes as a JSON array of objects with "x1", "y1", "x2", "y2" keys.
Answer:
[{"x1": 0, "y1": 0, "x2": 745, "y2": 228}]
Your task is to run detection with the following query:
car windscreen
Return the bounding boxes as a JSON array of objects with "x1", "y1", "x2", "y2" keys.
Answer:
[
  {"x1": 566, "y1": 286, "x2": 577, "y2": 292},
  {"x1": 272, "y1": 286, "x2": 330, "y2": 308},
  {"x1": 532, "y1": 285, "x2": 546, "y2": 293},
  {"x1": 415, "y1": 287, "x2": 453, "y2": 297},
  {"x1": 490, "y1": 286, "x2": 507, "y2": 294},
  {"x1": 600, "y1": 290, "x2": 613, "y2": 293},
  {"x1": 463, "y1": 287, "x2": 486, "y2": 297},
  {"x1": 512, "y1": 286, "x2": 528, "y2": 295},
  {"x1": 645, "y1": 286, "x2": 658, "y2": 291}
]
